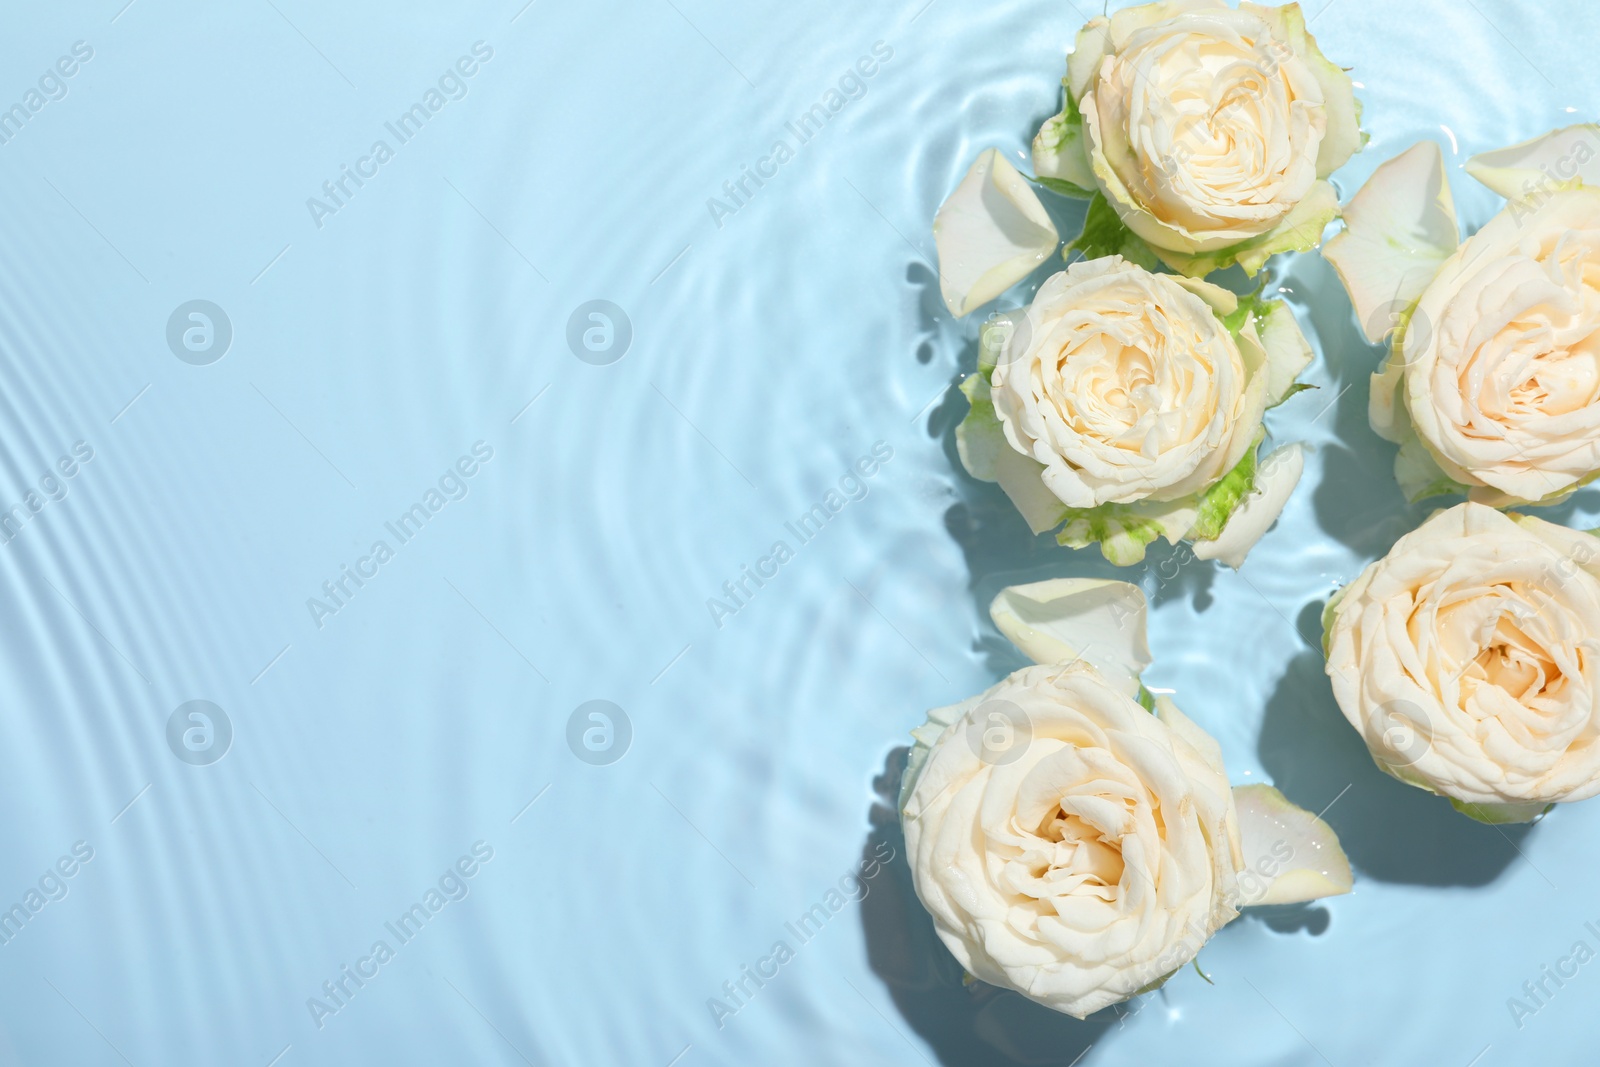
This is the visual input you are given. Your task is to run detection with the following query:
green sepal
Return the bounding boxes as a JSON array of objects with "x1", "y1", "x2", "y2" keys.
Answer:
[
  {"x1": 1131, "y1": 966, "x2": 1181, "y2": 996},
  {"x1": 1221, "y1": 286, "x2": 1275, "y2": 338},
  {"x1": 1066, "y1": 191, "x2": 1160, "y2": 269},
  {"x1": 1057, "y1": 504, "x2": 1168, "y2": 565},
  {"x1": 1188, "y1": 435, "x2": 1264, "y2": 542},
  {"x1": 1032, "y1": 174, "x2": 1096, "y2": 199}
]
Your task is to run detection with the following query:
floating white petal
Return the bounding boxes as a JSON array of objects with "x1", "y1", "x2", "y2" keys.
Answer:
[
  {"x1": 988, "y1": 578, "x2": 1151, "y2": 696},
  {"x1": 933, "y1": 149, "x2": 1059, "y2": 318},
  {"x1": 1323, "y1": 141, "x2": 1458, "y2": 343},
  {"x1": 1466, "y1": 123, "x2": 1600, "y2": 202},
  {"x1": 1232, "y1": 783, "x2": 1354, "y2": 906}
]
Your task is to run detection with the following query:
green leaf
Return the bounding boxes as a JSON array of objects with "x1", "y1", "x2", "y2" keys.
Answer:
[
  {"x1": 1060, "y1": 80, "x2": 1082, "y2": 126},
  {"x1": 1221, "y1": 286, "x2": 1275, "y2": 339},
  {"x1": 1137, "y1": 685, "x2": 1156, "y2": 713},
  {"x1": 1066, "y1": 192, "x2": 1160, "y2": 269},
  {"x1": 1031, "y1": 174, "x2": 1096, "y2": 199},
  {"x1": 1191, "y1": 958, "x2": 1214, "y2": 985},
  {"x1": 1188, "y1": 436, "x2": 1263, "y2": 542}
]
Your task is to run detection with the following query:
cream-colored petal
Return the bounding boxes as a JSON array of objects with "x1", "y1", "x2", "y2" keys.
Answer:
[
  {"x1": 899, "y1": 690, "x2": 984, "y2": 816},
  {"x1": 1154, "y1": 695, "x2": 1229, "y2": 781},
  {"x1": 1170, "y1": 275, "x2": 1238, "y2": 317},
  {"x1": 1323, "y1": 141, "x2": 1458, "y2": 343},
  {"x1": 1241, "y1": 1, "x2": 1363, "y2": 177},
  {"x1": 993, "y1": 443, "x2": 1069, "y2": 534},
  {"x1": 1257, "y1": 301, "x2": 1315, "y2": 405},
  {"x1": 934, "y1": 149, "x2": 1060, "y2": 318},
  {"x1": 1066, "y1": 18, "x2": 1114, "y2": 106},
  {"x1": 1032, "y1": 110, "x2": 1096, "y2": 194},
  {"x1": 1192, "y1": 444, "x2": 1304, "y2": 569},
  {"x1": 1233, "y1": 181, "x2": 1343, "y2": 276},
  {"x1": 1367, "y1": 346, "x2": 1408, "y2": 443},
  {"x1": 1156, "y1": 181, "x2": 1342, "y2": 278},
  {"x1": 988, "y1": 579, "x2": 1151, "y2": 694},
  {"x1": 1465, "y1": 123, "x2": 1600, "y2": 202},
  {"x1": 1232, "y1": 783, "x2": 1353, "y2": 905}
]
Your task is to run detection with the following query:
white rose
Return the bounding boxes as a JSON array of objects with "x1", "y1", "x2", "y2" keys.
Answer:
[
  {"x1": 903, "y1": 662, "x2": 1241, "y2": 1018},
  {"x1": 1325, "y1": 502, "x2": 1600, "y2": 822},
  {"x1": 1325, "y1": 129, "x2": 1600, "y2": 506},
  {"x1": 900, "y1": 579, "x2": 1351, "y2": 1017},
  {"x1": 1035, "y1": 0, "x2": 1361, "y2": 276},
  {"x1": 955, "y1": 256, "x2": 1312, "y2": 565}
]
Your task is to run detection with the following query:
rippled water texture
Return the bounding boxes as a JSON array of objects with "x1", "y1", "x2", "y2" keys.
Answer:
[{"x1": 0, "y1": 1, "x2": 1597, "y2": 1064}]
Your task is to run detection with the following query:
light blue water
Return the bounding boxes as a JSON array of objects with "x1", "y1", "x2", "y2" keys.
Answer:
[{"x1": 0, "y1": 1, "x2": 1596, "y2": 1064}]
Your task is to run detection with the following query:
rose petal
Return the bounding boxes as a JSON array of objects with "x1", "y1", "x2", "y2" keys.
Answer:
[
  {"x1": 1232, "y1": 784, "x2": 1353, "y2": 905},
  {"x1": 933, "y1": 149, "x2": 1060, "y2": 318},
  {"x1": 1232, "y1": 180, "x2": 1343, "y2": 276},
  {"x1": 1032, "y1": 101, "x2": 1096, "y2": 194},
  {"x1": 988, "y1": 578, "x2": 1152, "y2": 694},
  {"x1": 1257, "y1": 301, "x2": 1315, "y2": 405},
  {"x1": 1170, "y1": 275, "x2": 1239, "y2": 317},
  {"x1": 1465, "y1": 123, "x2": 1600, "y2": 202},
  {"x1": 1323, "y1": 140, "x2": 1459, "y2": 343},
  {"x1": 1242, "y1": 1, "x2": 1363, "y2": 177},
  {"x1": 994, "y1": 446, "x2": 1070, "y2": 534}
]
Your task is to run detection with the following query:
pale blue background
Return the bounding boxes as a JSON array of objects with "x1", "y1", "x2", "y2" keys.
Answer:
[{"x1": 0, "y1": 0, "x2": 1597, "y2": 1064}]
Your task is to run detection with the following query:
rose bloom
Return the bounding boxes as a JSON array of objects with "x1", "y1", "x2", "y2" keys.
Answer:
[
  {"x1": 901, "y1": 662, "x2": 1242, "y2": 1018},
  {"x1": 989, "y1": 257, "x2": 1271, "y2": 509},
  {"x1": 1036, "y1": 0, "x2": 1361, "y2": 275},
  {"x1": 1374, "y1": 188, "x2": 1600, "y2": 504},
  {"x1": 1325, "y1": 503, "x2": 1600, "y2": 821},
  {"x1": 1326, "y1": 129, "x2": 1600, "y2": 506}
]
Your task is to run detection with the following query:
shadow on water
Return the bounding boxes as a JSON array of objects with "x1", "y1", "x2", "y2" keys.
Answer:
[
  {"x1": 1258, "y1": 606, "x2": 1533, "y2": 888},
  {"x1": 1239, "y1": 902, "x2": 1331, "y2": 936},
  {"x1": 859, "y1": 748, "x2": 1115, "y2": 1067},
  {"x1": 1287, "y1": 252, "x2": 1431, "y2": 556}
]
